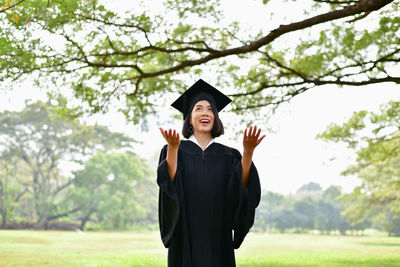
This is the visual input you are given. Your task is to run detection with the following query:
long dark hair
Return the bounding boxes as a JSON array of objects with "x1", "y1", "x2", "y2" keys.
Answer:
[{"x1": 182, "y1": 101, "x2": 224, "y2": 139}]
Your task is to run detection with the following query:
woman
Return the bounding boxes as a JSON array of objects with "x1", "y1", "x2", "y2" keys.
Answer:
[{"x1": 157, "y1": 79, "x2": 265, "y2": 267}]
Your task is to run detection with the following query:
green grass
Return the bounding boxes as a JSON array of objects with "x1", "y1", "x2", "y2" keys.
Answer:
[
  {"x1": 236, "y1": 233, "x2": 400, "y2": 266},
  {"x1": 1, "y1": 230, "x2": 400, "y2": 266}
]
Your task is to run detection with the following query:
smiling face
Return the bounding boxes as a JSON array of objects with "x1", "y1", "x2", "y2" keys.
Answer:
[{"x1": 190, "y1": 100, "x2": 215, "y2": 135}]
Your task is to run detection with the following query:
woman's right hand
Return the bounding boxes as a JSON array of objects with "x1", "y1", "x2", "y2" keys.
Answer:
[
  {"x1": 159, "y1": 128, "x2": 181, "y2": 150},
  {"x1": 159, "y1": 128, "x2": 180, "y2": 181}
]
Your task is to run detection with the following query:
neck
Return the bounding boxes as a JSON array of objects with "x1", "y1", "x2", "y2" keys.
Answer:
[{"x1": 193, "y1": 132, "x2": 212, "y2": 150}]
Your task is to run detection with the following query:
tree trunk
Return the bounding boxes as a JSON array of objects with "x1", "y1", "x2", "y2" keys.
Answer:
[
  {"x1": 0, "y1": 162, "x2": 6, "y2": 228},
  {"x1": 1, "y1": 209, "x2": 6, "y2": 228},
  {"x1": 35, "y1": 214, "x2": 49, "y2": 230},
  {"x1": 79, "y1": 215, "x2": 91, "y2": 231},
  {"x1": 80, "y1": 208, "x2": 95, "y2": 231},
  {"x1": 0, "y1": 182, "x2": 5, "y2": 228},
  {"x1": 32, "y1": 169, "x2": 50, "y2": 230}
]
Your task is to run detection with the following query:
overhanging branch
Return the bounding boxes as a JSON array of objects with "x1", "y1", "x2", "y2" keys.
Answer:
[
  {"x1": 232, "y1": 75, "x2": 399, "y2": 111},
  {"x1": 136, "y1": 0, "x2": 394, "y2": 78},
  {"x1": 0, "y1": 0, "x2": 25, "y2": 14}
]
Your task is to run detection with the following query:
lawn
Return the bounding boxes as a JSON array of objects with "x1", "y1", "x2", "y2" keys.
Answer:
[{"x1": 1, "y1": 230, "x2": 400, "y2": 266}]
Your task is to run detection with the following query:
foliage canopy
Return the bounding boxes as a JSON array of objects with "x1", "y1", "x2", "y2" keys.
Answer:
[
  {"x1": 0, "y1": 0, "x2": 399, "y2": 123},
  {"x1": 319, "y1": 101, "x2": 400, "y2": 236},
  {"x1": 0, "y1": 99, "x2": 140, "y2": 229}
]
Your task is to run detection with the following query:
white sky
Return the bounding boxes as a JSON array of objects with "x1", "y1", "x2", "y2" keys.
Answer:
[{"x1": 1, "y1": 0, "x2": 399, "y2": 195}]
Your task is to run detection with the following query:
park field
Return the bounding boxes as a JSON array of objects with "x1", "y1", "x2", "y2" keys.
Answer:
[{"x1": 1, "y1": 230, "x2": 400, "y2": 267}]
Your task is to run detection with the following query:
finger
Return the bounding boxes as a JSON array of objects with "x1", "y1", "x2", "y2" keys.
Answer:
[
  {"x1": 244, "y1": 128, "x2": 248, "y2": 138},
  {"x1": 252, "y1": 125, "x2": 258, "y2": 136},
  {"x1": 257, "y1": 134, "x2": 266, "y2": 145},
  {"x1": 159, "y1": 128, "x2": 165, "y2": 138},
  {"x1": 255, "y1": 127, "x2": 261, "y2": 138},
  {"x1": 168, "y1": 129, "x2": 172, "y2": 137},
  {"x1": 165, "y1": 129, "x2": 171, "y2": 138},
  {"x1": 249, "y1": 126, "x2": 253, "y2": 137}
]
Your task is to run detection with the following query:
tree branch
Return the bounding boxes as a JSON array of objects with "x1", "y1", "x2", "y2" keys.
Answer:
[
  {"x1": 0, "y1": 0, "x2": 25, "y2": 14},
  {"x1": 60, "y1": 32, "x2": 89, "y2": 63},
  {"x1": 47, "y1": 206, "x2": 82, "y2": 221},
  {"x1": 14, "y1": 187, "x2": 28, "y2": 202},
  {"x1": 88, "y1": 44, "x2": 210, "y2": 59},
  {"x1": 53, "y1": 179, "x2": 72, "y2": 197},
  {"x1": 313, "y1": 0, "x2": 358, "y2": 4},
  {"x1": 232, "y1": 75, "x2": 399, "y2": 111},
  {"x1": 135, "y1": 0, "x2": 394, "y2": 78},
  {"x1": 19, "y1": 0, "x2": 394, "y2": 83},
  {"x1": 74, "y1": 13, "x2": 149, "y2": 33}
]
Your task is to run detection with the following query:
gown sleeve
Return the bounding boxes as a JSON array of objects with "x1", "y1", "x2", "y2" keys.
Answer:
[
  {"x1": 229, "y1": 149, "x2": 261, "y2": 249},
  {"x1": 157, "y1": 144, "x2": 181, "y2": 248}
]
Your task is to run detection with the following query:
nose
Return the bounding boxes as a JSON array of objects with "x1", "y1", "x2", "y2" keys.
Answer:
[{"x1": 201, "y1": 111, "x2": 210, "y2": 117}]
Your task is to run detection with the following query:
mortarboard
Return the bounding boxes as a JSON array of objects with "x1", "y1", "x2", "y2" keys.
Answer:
[{"x1": 171, "y1": 79, "x2": 232, "y2": 120}]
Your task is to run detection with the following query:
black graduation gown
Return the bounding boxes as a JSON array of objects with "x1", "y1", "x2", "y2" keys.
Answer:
[{"x1": 157, "y1": 140, "x2": 261, "y2": 267}]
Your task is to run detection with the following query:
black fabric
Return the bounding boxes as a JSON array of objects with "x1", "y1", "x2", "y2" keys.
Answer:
[
  {"x1": 171, "y1": 79, "x2": 232, "y2": 120},
  {"x1": 189, "y1": 92, "x2": 216, "y2": 113},
  {"x1": 157, "y1": 140, "x2": 261, "y2": 267}
]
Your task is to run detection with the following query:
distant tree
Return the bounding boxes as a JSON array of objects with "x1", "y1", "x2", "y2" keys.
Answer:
[
  {"x1": 297, "y1": 182, "x2": 323, "y2": 193},
  {"x1": 275, "y1": 209, "x2": 296, "y2": 233},
  {"x1": 0, "y1": 154, "x2": 28, "y2": 227},
  {"x1": 294, "y1": 182, "x2": 323, "y2": 201},
  {"x1": 293, "y1": 198, "x2": 316, "y2": 231},
  {"x1": 322, "y1": 185, "x2": 342, "y2": 202},
  {"x1": 0, "y1": 0, "x2": 398, "y2": 124},
  {"x1": 70, "y1": 151, "x2": 157, "y2": 230},
  {"x1": 322, "y1": 185, "x2": 350, "y2": 235},
  {"x1": 319, "y1": 101, "x2": 400, "y2": 236},
  {"x1": 255, "y1": 191, "x2": 286, "y2": 232},
  {"x1": 256, "y1": 184, "x2": 353, "y2": 234},
  {"x1": 315, "y1": 200, "x2": 340, "y2": 234},
  {"x1": 0, "y1": 98, "x2": 136, "y2": 229},
  {"x1": 380, "y1": 210, "x2": 400, "y2": 237}
]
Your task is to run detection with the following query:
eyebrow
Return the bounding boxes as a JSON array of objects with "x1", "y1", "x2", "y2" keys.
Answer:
[{"x1": 195, "y1": 104, "x2": 212, "y2": 107}]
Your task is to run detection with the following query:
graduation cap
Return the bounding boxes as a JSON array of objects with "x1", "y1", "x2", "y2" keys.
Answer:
[{"x1": 171, "y1": 79, "x2": 232, "y2": 120}]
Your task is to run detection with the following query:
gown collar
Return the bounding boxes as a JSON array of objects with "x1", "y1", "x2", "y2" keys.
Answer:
[{"x1": 189, "y1": 135, "x2": 214, "y2": 150}]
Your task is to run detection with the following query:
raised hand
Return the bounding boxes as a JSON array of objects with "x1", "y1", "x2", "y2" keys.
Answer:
[
  {"x1": 241, "y1": 125, "x2": 266, "y2": 189},
  {"x1": 243, "y1": 125, "x2": 266, "y2": 154},
  {"x1": 159, "y1": 128, "x2": 180, "y2": 181},
  {"x1": 159, "y1": 128, "x2": 181, "y2": 150}
]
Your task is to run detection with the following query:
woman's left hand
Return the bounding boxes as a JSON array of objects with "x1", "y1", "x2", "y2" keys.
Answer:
[{"x1": 243, "y1": 125, "x2": 266, "y2": 154}]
